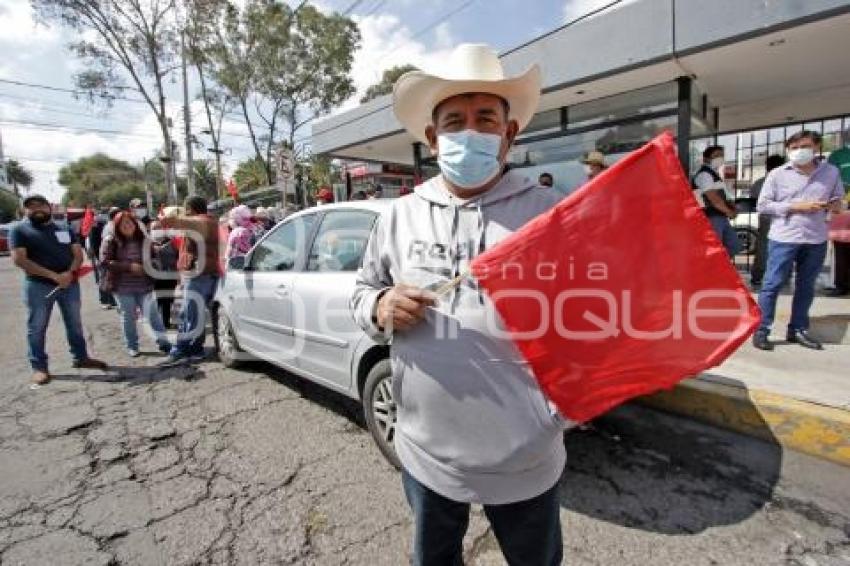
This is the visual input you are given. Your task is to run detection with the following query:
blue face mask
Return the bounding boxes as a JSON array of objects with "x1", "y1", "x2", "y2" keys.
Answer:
[{"x1": 437, "y1": 130, "x2": 503, "y2": 189}]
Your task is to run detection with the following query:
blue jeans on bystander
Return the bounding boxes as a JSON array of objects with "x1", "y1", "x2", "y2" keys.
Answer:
[
  {"x1": 114, "y1": 291, "x2": 169, "y2": 352},
  {"x1": 23, "y1": 279, "x2": 88, "y2": 372},
  {"x1": 402, "y1": 469, "x2": 563, "y2": 566},
  {"x1": 757, "y1": 240, "x2": 827, "y2": 333},
  {"x1": 170, "y1": 274, "x2": 218, "y2": 358}
]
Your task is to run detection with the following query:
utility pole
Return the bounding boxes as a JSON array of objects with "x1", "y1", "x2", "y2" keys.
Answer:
[{"x1": 181, "y1": 30, "x2": 195, "y2": 196}]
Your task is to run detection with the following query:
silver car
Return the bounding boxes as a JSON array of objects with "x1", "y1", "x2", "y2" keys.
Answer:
[{"x1": 212, "y1": 200, "x2": 400, "y2": 466}]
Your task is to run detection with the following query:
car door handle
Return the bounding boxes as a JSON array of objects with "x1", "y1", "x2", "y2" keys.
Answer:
[{"x1": 274, "y1": 284, "x2": 289, "y2": 298}]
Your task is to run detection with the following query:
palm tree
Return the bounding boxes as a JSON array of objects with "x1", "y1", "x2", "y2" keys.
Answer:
[
  {"x1": 6, "y1": 160, "x2": 33, "y2": 196},
  {"x1": 192, "y1": 160, "x2": 220, "y2": 200}
]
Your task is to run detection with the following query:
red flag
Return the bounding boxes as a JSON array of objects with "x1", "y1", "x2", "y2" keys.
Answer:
[
  {"x1": 80, "y1": 206, "x2": 95, "y2": 238},
  {"x1": 227, "y1": 179, "x2": 239, "y2": 202},
  {"x1": 470, "y1": 132, "x2": 760, "y2": 423}
]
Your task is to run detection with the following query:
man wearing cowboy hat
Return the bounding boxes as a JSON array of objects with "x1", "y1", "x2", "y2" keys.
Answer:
[
  {"x1": 352, "y1": 44, "x2": 565, "y2": 565},
  {"x1": 581, "y1": 150, "x2": 607, "y2": 182}
]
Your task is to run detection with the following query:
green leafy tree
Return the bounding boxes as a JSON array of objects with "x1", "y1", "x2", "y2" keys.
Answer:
[
  {"x1": 201, "y1": 0, "x2": 359, "y2": 185},
  {"x1": 5, "y1": 160, "x2": 34, "y2": 196},
  {"x1": 232, "y1": 157, "x2": 269, "y2": 192},
  {"x1": 32, "y1": 0, "x2": 181, "y2": 201},
  {"x1": 192, "y1": 160, "x2": 221, "y2": 199},
  {"x1": 360, "y1": 64, "x2": 417, "y2": 103},
  {"x1": 58, "y1": 154, "x2": 169, "y2": 207},
  {"x1": 0, "y1": 189, "x2": 20, "y2": 222}
]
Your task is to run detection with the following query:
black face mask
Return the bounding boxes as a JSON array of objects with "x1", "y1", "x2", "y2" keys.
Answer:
[{"x1": 29, "y1": 211, "x2": 51, "y2": 225}]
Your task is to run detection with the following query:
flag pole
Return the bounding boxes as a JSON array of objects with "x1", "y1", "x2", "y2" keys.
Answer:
[{"x1": 433, "y1": 269, "x2": 470, "y2": 297}]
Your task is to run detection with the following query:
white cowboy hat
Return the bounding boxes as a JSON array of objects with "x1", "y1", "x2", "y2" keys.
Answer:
[{"x1": 393, "y1": 43, "x2": 542, "y2": 145}]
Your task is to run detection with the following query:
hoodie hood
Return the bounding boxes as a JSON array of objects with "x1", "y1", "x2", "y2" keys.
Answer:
[{"x1": 415, "y1": 169, "x2": 539, "y2": 207}]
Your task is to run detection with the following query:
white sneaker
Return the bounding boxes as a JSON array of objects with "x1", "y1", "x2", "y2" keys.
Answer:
[{"x1": 127, "y1": 348, "x2": 140, "y2": 358}]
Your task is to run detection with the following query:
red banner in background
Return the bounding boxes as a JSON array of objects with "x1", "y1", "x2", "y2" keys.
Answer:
[
  {"x1": 471, "y1": 132, "x2": 760, "y2": 423},
  {"x1": 227, "y1": 179, "x2": 239, "y2": 202}
]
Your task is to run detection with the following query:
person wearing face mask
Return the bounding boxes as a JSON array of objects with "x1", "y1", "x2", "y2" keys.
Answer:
[
  {"x1": 753, "y1": 131, "x2": 845, "y2": 351},
  {"x1": 691, "y1": 145, "x2": 739, "y2": 258},
  {"x1": 825, "y1": 129, "x2": 850, "y2": 297},
  {"x1": 538, "y1": 172, "x2": 554, "y2": 188},
  {"x1": 351, "y1": 44, "x2": 565, "y2": 566},
  {"x1": 9, "y1": 195, "x2": 108, "y2": 385},
  {"x1": 581, "y1": 150, "x2": 607, "y2": 182}
]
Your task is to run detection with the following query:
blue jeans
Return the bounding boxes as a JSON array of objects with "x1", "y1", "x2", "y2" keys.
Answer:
[
  {"x1": 708, "y1": 214, "x2": 740, "y2": 258},
  {"x1": 171, "y1": 274, "x2": 218, "y2": 357},
  {"x1": 402, "y1": 469, "x2": 563, "y2": 566},
  {"x1": 23, "y1": 279, "x2": 88, "y2": 372},
  {"x1": 114, "y1": 291, "x2": 169, "y2": 351},
  {"x1": 757, "y1": 240, "x2": 827, "y2": 333}
]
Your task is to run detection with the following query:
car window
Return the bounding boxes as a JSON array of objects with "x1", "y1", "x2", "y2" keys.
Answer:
[
  {"x1": 249, "y1": 214, "x2": 315, "y2": 272},
  {"x1": 307, "y1": 210, "x2": 377, "y2": 272}
]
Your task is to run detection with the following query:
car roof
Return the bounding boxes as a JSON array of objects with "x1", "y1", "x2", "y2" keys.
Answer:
[{"x1": 288, "y1": 199, "x2": 394, "y2": 219}]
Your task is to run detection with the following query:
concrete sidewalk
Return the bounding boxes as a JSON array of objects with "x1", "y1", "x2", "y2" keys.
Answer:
[{"x1": 639, "y1": 292, "x2": 850, "y2": 467}]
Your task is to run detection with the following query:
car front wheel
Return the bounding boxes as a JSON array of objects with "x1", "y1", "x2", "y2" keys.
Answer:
[
  {"x1": 362, "y1": 359, "x2": 401, "y2": 469},
  {"x1": 213, "y1": 307, "x2": 244, "y2": 369}
]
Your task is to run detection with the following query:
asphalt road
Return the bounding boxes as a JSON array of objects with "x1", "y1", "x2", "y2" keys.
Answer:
[{"x1": 0, "y1": 257, "x2": 848, "y2": 565}]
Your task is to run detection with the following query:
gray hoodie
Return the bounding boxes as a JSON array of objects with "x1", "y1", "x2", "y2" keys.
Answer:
[{"x1": 351, "y1": 169, "x2": 568, "y2": 505}]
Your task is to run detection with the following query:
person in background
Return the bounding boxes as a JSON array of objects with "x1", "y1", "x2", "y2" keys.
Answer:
[
  {"x1": 156, "y1": 196, "x2": 220, "y2": 366},
  {"x1": 225, "y1": 205, "x2": 255, "y2": 259},
  {"x1": 151, "y1": 206, "x2": 182, "y2": 329},
  {"x1": 538, "y1": 172, "x2": 554, "y2": 188},
  {"x1": 749, "y1": 154, "x2": 787, "y2": 287},
  {"x1": 102, "y1": 211, "x2": 171, "y2": 358},
  {"x1": 375, "y1": 185, "x2": 384, "y2": 199},
  {"x1": 10, "y1": 195, "x2": 108, "y2": 385},
  {"x1": 255, "y1": 207, "x2": 274, "y2": 232},
  {"x1": 581, "y1": 150, "x2": 607, "y2": 182},
  {"x1": 399, "y1": 186, "x2": 413, "y2": 197},
  {"x1": 351, "y1": 190, "x2": 368, "y2": 200},
  {"x1": 99, "y1": 207, "x2": 122, "y2": 253},
  {"x1": 316, "y1": 187, "x2": 335, "y2": 205},
  {"x1": 753, "y1": 130, "x2": 845, "y2": 351},
  {"x1": 692, "y1": 145, "x2": 739, "y2": 258},
  {"x1": 86, "y1": 211, "x2": 117, "y2": 309},
  {"x1": 825, "y1": 129, "x2": 850, "y2": 297}
]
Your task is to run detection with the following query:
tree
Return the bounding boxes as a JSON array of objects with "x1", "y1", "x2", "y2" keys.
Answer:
[
  {"x1": 0, "y1": 189, "x2": 20, "y2": 223},
  {"x1": 232, "y1": 157, "x2": 268, "y2": 192},
  {"x1": 57, "y1": 154, "x2": 169, "y2": 207},
  {"x1": 6, "y1": 160, "x2": 34, "y2": 196},
  {"x1": 201, "y1": 0, "x2": 359, "y2": 185},
  {"x1": 32, "y1": 0, "x2": 181, "y2": 201},
  {"x1": 360, "y1": 64, "x2": 417, "y2": 104},
  {"x1": 192, "y1": 159, "x2": 220, "y2": 199}
]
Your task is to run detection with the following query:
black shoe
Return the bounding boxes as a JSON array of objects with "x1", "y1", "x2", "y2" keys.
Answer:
[
  {"x1": 824, "y1": 287, "x2": 848, "y2": 297},
  {"x1": 752, "y1": 331, "x2": 774, "y2": 351},
  {"x1": 786, "y1": 329, "x2": 823, "y2": 350}
]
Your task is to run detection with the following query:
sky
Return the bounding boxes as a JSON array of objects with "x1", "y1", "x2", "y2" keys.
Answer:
[{"x1": 0, "y1": 0, "x2": 621, "y2": 202}]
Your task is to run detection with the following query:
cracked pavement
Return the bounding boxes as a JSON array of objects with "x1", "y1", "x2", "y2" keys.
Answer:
[{"x1": 0, "y1": 258, "x2": 848, "y2": 565}]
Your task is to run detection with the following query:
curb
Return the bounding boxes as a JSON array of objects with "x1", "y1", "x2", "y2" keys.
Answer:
[{"x1": 636, "y1": 377, "x2": 850, "y2": 467}]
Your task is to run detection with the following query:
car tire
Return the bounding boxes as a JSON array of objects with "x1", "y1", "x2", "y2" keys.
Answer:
[
  {"x1": 213, "y1": 307, "x2": 245, "y2": 369},
  {"x1": 362, "y1": 359, "x2": 401, "y2": 469}
]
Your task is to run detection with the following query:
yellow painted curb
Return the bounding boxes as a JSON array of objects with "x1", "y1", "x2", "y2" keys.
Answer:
[{"x1": 637, "y1": 378, "x2": 850, "y2": 467}]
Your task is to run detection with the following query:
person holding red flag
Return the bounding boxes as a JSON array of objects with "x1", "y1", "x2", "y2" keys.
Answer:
[
  {"x1": 351, "y1": 44, "x2": 565, "y2": 566},
  {"x1": 9, "y1": 195, "x2": 108, "y2": 385}
]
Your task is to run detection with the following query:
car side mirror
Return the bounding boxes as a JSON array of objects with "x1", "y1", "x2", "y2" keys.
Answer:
[{"x1": 227, "y1": 255, "x2": 246, "y2": 271}]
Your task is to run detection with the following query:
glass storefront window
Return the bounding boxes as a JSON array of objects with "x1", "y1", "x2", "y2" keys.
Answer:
[
  {"x1": 567, "y1": 82, "x2": 677, "y2": 130},
  {"x1": 510, "y1": 114, "x2": 677, "y2": 196},
  {"x1": 519, "y1": 108, "x2": 562, "y2": 139}
]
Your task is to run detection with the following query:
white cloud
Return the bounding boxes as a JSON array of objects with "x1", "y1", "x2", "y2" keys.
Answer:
[
  {"x1": 0, "y1": 0, "x2": 61, "y2": 45},
  {"x1": 332, "y1": 12, "x2": 456, "y2": 113}
]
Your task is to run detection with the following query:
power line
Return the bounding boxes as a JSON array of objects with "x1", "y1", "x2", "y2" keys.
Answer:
[
  {"x1": 0, "y1": 78, "x2": 149, "y2": 106},
  {"x1": 0, "y1": 119, "x2": 165, "y2": 141},
  {"x1": 362, "y1": 0, "x2": 387, "y2": 18},
  {"x1": 342, "y1": 0, "x2": 365, "y2": 15}
]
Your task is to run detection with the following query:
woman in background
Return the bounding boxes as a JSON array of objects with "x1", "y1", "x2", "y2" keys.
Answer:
[{"x1": 102, "y1": 212, "x2": 171, "y2": 357}]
